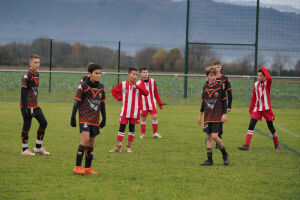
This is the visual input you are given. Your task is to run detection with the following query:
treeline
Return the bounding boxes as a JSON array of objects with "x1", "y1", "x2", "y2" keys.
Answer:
[{"x1": 0, "y1": 37, "x2": 299, "y2": 76}]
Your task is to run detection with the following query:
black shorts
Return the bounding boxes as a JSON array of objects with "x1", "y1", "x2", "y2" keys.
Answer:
[
  {"x1": 79, "y1": 123, "x2": 100, "y2": 137},
  {"x1": 203, "y1": 122, "x2": 222, "y2": 134}
]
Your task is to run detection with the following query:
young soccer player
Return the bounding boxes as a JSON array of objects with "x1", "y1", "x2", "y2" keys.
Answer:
[
  {"x1": 20, "y1": 54, "x2": 49, "y2": 156},
  {"x1": 109, "y1": 67, "x2": 149, "y2": 153},
  {"x1": 198, "y1": 66, "x2": 229, "y2": 166},
  {"x1": 213, "y1": 60, "x2": 233, "y2": 148},
  {"x1": 137, "y1": 67, "x2": 163, "y2": 139},
  {"x1": 70, "y1": 63, "x2": 106, "y2": 175},
  {"x1": 238, "y1": 67, "x2": 280, "y2": 151}
]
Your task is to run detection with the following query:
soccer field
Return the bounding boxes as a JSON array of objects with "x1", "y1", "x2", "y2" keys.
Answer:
[{"x1": 0, "y1": 102, "x2": 300, "y2": 200}]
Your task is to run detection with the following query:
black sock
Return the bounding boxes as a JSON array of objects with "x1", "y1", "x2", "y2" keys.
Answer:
[
  {"x1": 36, "y1": 127, "x2": 45, "y2": 148},
  {"x1": 207, "y1": 148, "x2": 213, "y2": 162},
  {"x1": 85, "y1": 146, "x2": 94, "y2": 168},
  {"x1": 219, "y1": 146, "x2": 228, "y2": 157},
  {"x1": 76, "y1": 144, "x2": 86, "y2": 166}
]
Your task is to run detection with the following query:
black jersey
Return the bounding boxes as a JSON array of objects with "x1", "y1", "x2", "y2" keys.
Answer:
[
  {"x1": 74, "y1": 80, "x2": 106, "y2": 126},
  {"x1": 217, "y1": 74, "x2": 232, "y2": 91},
  {"x1": 20, "y1": 69, "x2": 39, "y2": 108},
  {"x1": 80, "y1": 75, "x2": 89, "y2": 84},
  {"x1": 201, "y1": 82, "x2": 227, "y2": 123}
]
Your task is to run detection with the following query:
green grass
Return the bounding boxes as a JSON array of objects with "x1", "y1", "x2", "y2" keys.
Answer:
[{"x1": 0, "y1": 102, "x2": 299, "y2": 200}]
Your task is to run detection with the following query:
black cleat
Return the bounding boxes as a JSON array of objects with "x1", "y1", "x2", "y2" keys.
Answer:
[
  {"x1": 200, "y1": 160, "x2": 213, "y2": 166},
  {"x1": 275, "y1": 145, "x2": 280, "y2": 150},
  {"x1": 238, "y1": 145, "x2": 249, "y2": 150},
  {"x1": 223, "y1": 154, "x2": 230, "y2": 166}
]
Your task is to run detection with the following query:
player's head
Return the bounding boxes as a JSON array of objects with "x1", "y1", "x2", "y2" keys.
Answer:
[
  {"x1": 87, "y1": 63, "x2": 102, "y2": 82},
  {"x1": 257, "y1": 68, "x2": 266, "y2": 82},
  {"x1": 128, "y1": 67, "x2": 138, "y2": 82},
  {"x1": 139, "y1": 67, "x2": 149, "y2": 80},
  {"x1": 212, "y1": 59, "x2": 222, "y2": 74},
  {"x1": 29, "y1": 54, "x2": 40, "y2": 71},
  {"x1": 205, "y1": 66, "x2": 217, "y2": 83}
]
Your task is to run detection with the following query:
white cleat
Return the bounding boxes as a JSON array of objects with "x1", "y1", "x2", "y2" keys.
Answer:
[
  {"x1": 126, "y1": 148, "x2": 132, "y2": 153},
  {"x1": 153, "y1": 133, "x2": 162, "y2": 139},
  {"x1": 33, "y1": 147, "x2": 50, "y2": 155},
  {"x1": 21, "y1": 149, "x2": 35, "y2": 156},
  {"x1": 140, "y1": 134, "x2": 145, "y2": 139}
]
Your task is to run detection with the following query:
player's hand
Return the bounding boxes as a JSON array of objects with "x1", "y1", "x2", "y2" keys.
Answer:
[
  {"x1": 197, "y1": 117, "x2": 202, "y2": 125},
  {"x1": 99, "y1": 119, "x2": 106, "y2": 129},
  {"x1": 22, "y1": 108, "x2": 30, "y2": 117},
  {"x1": 227, "y1": 108, "x2": 231, "y2": 113},
  {"x1": 159, "y1": 104, "x2": 163, "y2": 110},
  {"x1": 132, "y1": 84, "x2": 137, "y2": 89},
  {"x1": 249, "y1": 109, "x2": 253, "y2": 115},
  {"x1": 221, "y1": 114, "x2": 227, "y2": 124},
  {"x1": 70, "y1": 117, "x2": 76, "y2": 127}
]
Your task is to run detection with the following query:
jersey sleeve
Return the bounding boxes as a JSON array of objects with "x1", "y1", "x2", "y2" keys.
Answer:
[
  {"x1": 137, "y1": 83, "x2": 149, "y2": 96},
  {"x1": 225, "y1": 78, "x2": 232, "y2": 91},
  {"x1": 111, "y1": 83, "x2": 123, "y2": 101},
  {"x1": 74, "y1": 84, "x2": 83, "y2": 102},
  {"x1": 259, "y1": 67, "x2": 272, "y2": 89},
  {"x1": 221, "y1": 87, "x2": 228, "y2": 114},
  {"x1": 153, "y1": 81, "x2": 162, "y2": 106},
  {"x1": 101, "y1": 89, "x2": 106, "y2": 102},
  {"x1": 21, "y1": 73, "x2": 29, "y2": 88},
  {"x1": 249, "y1": 84, "x2": 256, "y2": 113}
]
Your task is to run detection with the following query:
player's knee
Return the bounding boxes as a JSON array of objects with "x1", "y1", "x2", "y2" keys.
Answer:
[
  {"x1": 267, "y1": 121, "x2": 276, "y2": 134},
  {"x1": 152, "y1": 114, "x2": 158, "y2": 121},
  {"x1": 212, "y1": 134, "x2": 219, "y2": 141},
  {"x1": 129, "y1": 124, "x2": 135, "y2": 133},
  {"x1": 21, "y1": 130, "x2": 29, "y2": 140}
]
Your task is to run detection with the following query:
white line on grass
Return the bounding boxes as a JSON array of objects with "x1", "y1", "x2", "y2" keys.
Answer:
[{"x1": 274, "y1": 123, "x2": 299, "y2": 137}]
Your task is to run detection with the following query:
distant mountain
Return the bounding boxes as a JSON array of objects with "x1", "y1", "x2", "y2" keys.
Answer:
[{"x1": 0, "y1": 0, "x2": 299, "y2": 50}]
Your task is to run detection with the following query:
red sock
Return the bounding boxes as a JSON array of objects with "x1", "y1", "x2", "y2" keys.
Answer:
[
  {"x1": 152, "y1": 120, "x2": 158, "y2": 134},
  {"x1": 127, "y1": 132, "x2": 135, "y2": 148},
  {"x1": 245, "y1": 130, "x2": 254, "y2": 146},
  {"x1": 141, "y1": 121, "x2": 146, "y2": 135},
  {"x1": 273, "y1": 132, "x2": 279, "y2": 146},
  {"x1": 116, "y1": 132, "x2": 124, "y2": 148}
]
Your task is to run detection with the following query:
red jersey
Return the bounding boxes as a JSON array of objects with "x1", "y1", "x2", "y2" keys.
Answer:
[
  {"x1": 111, "y1": 80, "x2": 149, "y2": 119},
  {"x1": 136, "y1": 78, "x2": 162, "y2": 112},
  {"x1": 20, "y1": 69, "x2": 39, "y2": 108},
  {"x1": 250, "y1": 67, "x2": 272, "y2": 112}
]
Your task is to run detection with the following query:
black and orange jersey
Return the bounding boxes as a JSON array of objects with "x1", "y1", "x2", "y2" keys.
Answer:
[
  {"x1": 80, "y1": 75, "x2": 89, "y2": 84},
  {"x1": 217, "y1": 74, "x2": 232, "y2": 91},
  {"x1": 20, "y1": 69, "x2": 39, "y2": 108},
  {"x1": 74, "y1": 81, "x2": 106, "y2": 126},
  {"x1": 201, "y1": 82, "x2": 227, "y2": 123}
]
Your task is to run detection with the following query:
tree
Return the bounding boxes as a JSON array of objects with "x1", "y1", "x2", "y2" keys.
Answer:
[
  {"x1": 271, "y1": 53, "x2": 290, "y2": 76},
  {"x1": 165, "y1": 48, "x2": 183, "y2": 71},
  {"x1": 188, "y1": 44, "x2": 215, "y2": 73},
  {"x1": 295, "y1": 59, "x2": 300, "y2": 73},
  {"x1": 135, "y1": 47, "x2": 159, "y2": 67},
  {"x1": 152, "y1": 49, "x2": 167, "y2": 72}
]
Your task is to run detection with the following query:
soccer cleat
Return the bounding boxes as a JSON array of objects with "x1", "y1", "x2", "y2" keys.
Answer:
[
  {"x1": 153, "y1": 133, "x2": 162, "y2": 139},
  {"x1": 126, "y1": 148, "x2": 132, "y2": 153},
  {"x1": 200, "y1": 160, "x2": 213, "y2": 166},
  {"x1": 109, "y1": 147, "x2": 122, "y2": 153},
  {"x1": 223, "y1": 154, "x2": 230, "y2": 166},
  {"x1": 33, "y1": 147, "x2": 50, "y2": 155},
  {"x1": 73, "y1": 166, "x2": 85, "y2": 175},
  {"x1": 238, "y1": 145, "x2": 249, "y2": 150},
  {"x1": 275, "y1": 145, "x2": 280, "y2": 150},
  {"x1": 21, "y1": 149, "x2": 35, "y2": 156},
  {"x1": 84, "y1": 168, "x2": 99, "y2": 175},
  {"x1": 140, "y1": 134, "x2": 145, "y2": 139}
]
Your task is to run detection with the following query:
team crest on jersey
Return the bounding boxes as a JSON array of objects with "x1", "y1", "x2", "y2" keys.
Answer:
[
  {"x1": 83, "y1": 123, "x2": 88, "y2": 128},
  {"x1": 214, "y1": 92, "x2": 219, "y2": 97}
]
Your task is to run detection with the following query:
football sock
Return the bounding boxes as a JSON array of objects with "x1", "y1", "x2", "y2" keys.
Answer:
[
  {"x1": 36, "y1": 126, "x2": 45, "y2": 148},
  {"x1": 117, "y1": 132, "x2": 125, "y2": 148},
  {"x1": 272, "y1": 132, "x2": 279, "y2": 146},
  {"x1": 127, "y1": 132, "x2": 135, "y2": 148},
  {"x1": 76, "y1": 144, "x2": 87, "y2": 166},
  {"x1": 245, "y1": 130, "x2": 254, "y2": 146},
  {"x1": 152, "y1": 120, "x2": 158, "y2": 134},
  {"x1": 85, "y1": 146, "x2": 94, "y2": 168},
  {"x1": 219, "y1": 146, "x2": 228, "y2": 157},
  {"x1": 141, "y1": 121, "x2": 146, "y2": 135},
  {"x1": 21, "y1": 129, "x2": 29, "y2": 151},
  {"x1": 207, "y1": 148, "x2": 212, "y2": 162}
]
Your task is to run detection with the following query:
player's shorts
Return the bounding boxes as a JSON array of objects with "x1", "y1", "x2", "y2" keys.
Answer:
[
  {"x1": 203, "y1": 122, "x2": 222, "y2": 134},
  {"x1": 119, "y1": 117, "x2": 140, "y2": 124},
  {"x1": 251, "y1": 109, "x2": 275, "y2": 121},
  {"x1": 79, "y1": 123, "x2": 100, "y2": 137},
  {"x1": 140, "y1": 108, "x2": 157, "y2": 116}
]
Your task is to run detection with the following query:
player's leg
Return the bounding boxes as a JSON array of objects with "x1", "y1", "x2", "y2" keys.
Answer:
[
  {"x1": 216, "y1": 124, "x2": 223, "y2": 149},
  {"x1": 84, "y1": 133, "x2": 99, "y2": 175},
  {"x1": 21, "y1": 109, "x2": 34, "y2": 155},
  {"x1": 151, "y1": 112, "x2": 162, "y2": 139},
  {"x1": 74, "y1": 131, "x2": 90, "y2": 175},
  {"x1": 212, "y1": 124, "x2": 229, "y2": 165},
  {"x1": 109, "y1": 123, "x2": 126, "y2": 152},
  {"x1": 140, "y1": 115, "x2": 147, "y2": 138},
  {"x1": 266, "y1": 121, "x2": 280, "y2": 150},
  {"x1": 32, "y1": 108, "x2": 49, "y2": 155},
  {"x1": 126, "y1": 123, "x2": 135, "y2": 152},
  {"x1": 238, "y1": 117, "x2": 259, "y2": 150},
  {"x1": 201, "y1": 133, "x2": 213, "y2": 166}
]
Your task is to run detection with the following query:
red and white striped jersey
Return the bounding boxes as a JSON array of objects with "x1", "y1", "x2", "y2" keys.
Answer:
[
  {"x1": 137, "y1": 78, "x2": 162, "y2": 111},
  {"x1": 250, "y1": 67, "x2": 272, "y2": 112},
  {"x1": 111, "y1": 80, "x2": 149, "y2": 119}
]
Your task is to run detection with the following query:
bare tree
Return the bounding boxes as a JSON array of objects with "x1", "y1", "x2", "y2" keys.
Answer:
[{"x1": 271, "y1": 53, "x2": 290, "y2": 76}]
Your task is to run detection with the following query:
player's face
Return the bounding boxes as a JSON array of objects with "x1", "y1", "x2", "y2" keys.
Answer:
[
  {"x1": 214, "y1": 64, "x2": 222, "y2": 74},
  {"x1": 90, "y1": 69, "x2": 102, "y2": 82},
  {"x1": 140, "y1": 70, "x2": 149, "y2": 80},
  {"x1": 207, "y1": 72, "x2": 217, "y2": 83},
  {"x1": 29, "y1": 58, "x2": 40, "y2": 71},
  {"x1": 257, "y1": 72, "x2": 265, "y2": 82},
  {"x1": 128, "y1": 70, "x2": 138, "y2": 83}
]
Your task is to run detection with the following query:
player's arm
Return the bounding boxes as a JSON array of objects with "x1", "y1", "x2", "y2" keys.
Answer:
[
  {"x1": 259, "y1": 67, "x2": 272, "y2": 88},
  {"x1": 99, "y1": 90, "x2": 106, "y2": 129},
  {"x1": 136, "y1": 83, "x2": 149, "y2": 96},
  {"x1": 249, "y1": 85, "x2": 256, "y2": 115},
  {"x1": 71, "y1": 84, "x2": 83, "y2": 127},
  {"x1": 198, "y1": 88, "x2": 205, "y2": 125},
  {"x1": 21, "y1": 73, "x2": 30, "y2": 117},
  {"x1": 111, "y1": 83, "x2": 123, "y2": 101},
  {"x1": 225, "y1": 80, "x2": 233, "y2": 111},
  {"x1": 221, "y1": 88, "x2": 228, "y2": 123},
  {"x1": 153, "y1": 81, "x2": 163, "y2": 109}
]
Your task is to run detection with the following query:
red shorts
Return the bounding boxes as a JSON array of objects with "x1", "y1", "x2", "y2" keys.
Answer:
[
  {"x1": 119, "y1": 117, "x2": 140, "y2": 124},
  {"x1": 251, "y1": 109, "x2": 276, "y2": 121},
  {"x1": 140, "y1": 108, "x2": 157, "y2": 116}
]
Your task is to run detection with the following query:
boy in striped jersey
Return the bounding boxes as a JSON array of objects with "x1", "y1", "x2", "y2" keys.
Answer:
[
  {"x1": 110, "y1": 68, "x2": 149, "y2": 153},
  {"x1": 238, "y1": 67, "x2": 280, "y2": 150},
  {"x1": 137, "y1": 67, "x2": 163, "y2": 139}
]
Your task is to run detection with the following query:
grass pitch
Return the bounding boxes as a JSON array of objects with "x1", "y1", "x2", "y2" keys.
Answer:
[{"x1": 0, "y1": 102, "x2": 299, "y2": 200}]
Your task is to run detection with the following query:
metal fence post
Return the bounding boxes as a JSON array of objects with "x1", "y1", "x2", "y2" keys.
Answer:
[
  {"x1": 174, "y1": 75, "x2": 178, "y2": 105},
  {"x1": 48, "y1": 38, "x2": 53, "y2": 92},
  {"x1": 102, "y1": 72, "x2": 105, "y2": 87},
  {"x1": 246, "y1": 76, "x2": 250, "y2": 107},
  {"x1": 117, "y1": 41, "x2": 121, "y2": 84}
]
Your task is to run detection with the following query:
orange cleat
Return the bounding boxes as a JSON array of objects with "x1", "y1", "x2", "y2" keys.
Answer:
[
  {"x1": 84, "y1": 168, "x2": 99, "y2": 175},
  {"x1": 73, "y1": 166, "x2": 85, "y2": 175}
]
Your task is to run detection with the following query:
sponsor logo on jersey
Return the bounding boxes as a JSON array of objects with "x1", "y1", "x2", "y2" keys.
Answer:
[{"x1": 83, "y1": 123, "x2": 88, "y2": 128}]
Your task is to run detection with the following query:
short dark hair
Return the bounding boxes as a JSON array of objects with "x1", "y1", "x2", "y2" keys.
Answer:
[
  {"x1": 139, "y1": 67, "x2": 148, "y2": 73},
  {"x1": 205, "y1": 66, "x2": 217, "y2": 76},
  {"x1": 128, "y1": 67, "x2": 138, "y2": 73},
  {"x1": 29, "y1": 54, "x2": 40, "y2": 61},
  {"x1": 257, "y1": 69, "x2": 265, "y2": 76},
  {"x1": 87, "y1": 63, "x2": 102, "y2": 73},
  {"x1": 212, "y1": 59, "x2": 221, "y2": 66}
]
